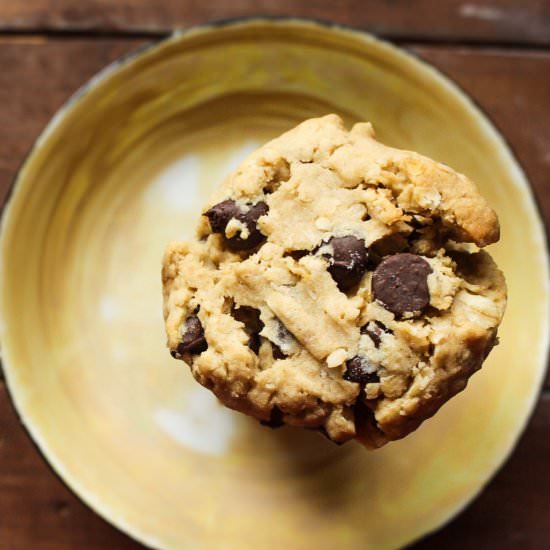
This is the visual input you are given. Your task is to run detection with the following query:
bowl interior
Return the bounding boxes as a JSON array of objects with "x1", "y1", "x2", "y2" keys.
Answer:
[{"x1": 1, "y1": 20, "x2": 548, "y2": 549}]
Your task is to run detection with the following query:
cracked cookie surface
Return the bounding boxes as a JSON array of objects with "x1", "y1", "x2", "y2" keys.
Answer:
[{"x1": 162, "y1": 115, "x2": 506, "y2": 447}]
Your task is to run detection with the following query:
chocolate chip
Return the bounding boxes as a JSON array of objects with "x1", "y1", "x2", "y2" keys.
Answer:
[
  {"x1": 409, "y1": 216, "x2": 425, "y2": 229},
  {"x1": 204, "y1": 199, "x2": 240, "y2": 233},
  {"x1": 271, "y1": 343, "x2": 287, "y2": 360},
  {"x1": 232, "y1": 305, "x2": 263, "y2": 333},
  {"x1": 361, "y1": 321, "x2": 390, "y2": 348},
  {"x1": 260, "y1": 406, "x2": 285, "y2": 428},
  {"x1": 367, "y1": 233, "x2": 409, "y2": 268},
  {"x1": 372, "y1": 253, "x2": 432, "y2": 316},
  {"x1": 320, "y1": 236, "x2": 369, "y2": 292},
  {"x1": 174, "y1": 315, "x2": 207, "y2": 356},
  {"x1": 343, "y1": 356, "x2": 379, "y2": 385},
  {"x1": 204, "y1": 199, "x2": 268, "y2": 251},
  {"x1": 248, "y1": 333, "x2": 261, "y2": 354},
  {"x1": 233, "y1": 201, "x2": 269, "y2": 250},
  {"x1": 232, "y1": 305, "x2": 264, "y2": 354},
  {"x1": 285, "y1": 249, "x2": 309, "y2": 261}
]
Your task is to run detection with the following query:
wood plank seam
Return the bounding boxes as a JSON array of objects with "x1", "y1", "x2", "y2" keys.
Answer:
[{"x1": 0, "y1": 29, "x2": 549, "y2": 52}]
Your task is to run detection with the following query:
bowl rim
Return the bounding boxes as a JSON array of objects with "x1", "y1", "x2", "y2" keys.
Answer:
[{"x1": 1, "y1": 15, "x2": 549, "y2": 549}]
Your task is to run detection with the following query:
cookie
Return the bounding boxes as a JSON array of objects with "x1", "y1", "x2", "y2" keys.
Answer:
[{"x1": 162, "y1": 115, "x2": 506, "y2": 447}]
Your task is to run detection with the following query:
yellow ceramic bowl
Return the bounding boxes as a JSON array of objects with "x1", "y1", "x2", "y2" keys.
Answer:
[{"x1": 1, "y1": 19, "x2": 548, "y2": 549}]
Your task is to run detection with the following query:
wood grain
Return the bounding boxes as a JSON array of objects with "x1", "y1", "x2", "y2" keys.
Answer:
[
  {"x1": 0, "y1": 1, "x2": 549, "y2": 45},
  {"x1": 0, "y1": 37, "x2": 138, "y2": 208},
  {"x1": 0, "y1": 37, "x2": 548, "y2": 548}
]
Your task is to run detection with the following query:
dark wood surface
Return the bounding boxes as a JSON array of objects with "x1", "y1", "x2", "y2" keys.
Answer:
[
  {"x1": 0, "y1": 2, "x2": 549, "y2": 548},
  {"x1": 1, "y1": 0, "x2": 550, "y2": 45}
]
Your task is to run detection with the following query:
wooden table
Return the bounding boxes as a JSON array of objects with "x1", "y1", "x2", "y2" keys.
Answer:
[{"x1": 0, "y1": 2, "x2": 549, "y2": 548}]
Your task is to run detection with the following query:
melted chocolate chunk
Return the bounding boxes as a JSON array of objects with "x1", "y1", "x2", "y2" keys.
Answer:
[
  {"x1": 321, "y1": 236, "x2": 369, "y2": 292},
  {"x1": 367, "y1": 233, "x2": 409, "y2": 269},
  {"x1": 232, "y1": 305, "x2": 264, "y2": 354},
  {"x1": 361, "y1": 321, "x2": 390, "y2": 348},
  {"x1": 248, "y1": 333, "x2": 262, "y2": 354},
  {"x1": 204, "y1": 199, "x2": 240, "y2": 233},
  {"x1": 271, "y1": 343, "x2": 287, "y2": 360},
  {"x1": 231, "y1": 201, "x2": 269, "y2": 250},
  {"x1": 205, "y1": 199, "x2": 268, "y2": 251},
  {"x1": 285, "y1": 249, "x2": 309, "y2": 261},
  {"x1": 343, "y1": 356, "x2": 379, "y2": 385},
  {"x1": 232, "y1": 305, "x2": 263, "y2": 333},
  {"x1": 260, "y1": 406, "x2": 285, "y2": 428},
  {"x1": 174, "y1": 315, "x2": 207, "y2": 356},
  {"x1": 372, "y1": 253, "x2": 432, "y2": 316}
]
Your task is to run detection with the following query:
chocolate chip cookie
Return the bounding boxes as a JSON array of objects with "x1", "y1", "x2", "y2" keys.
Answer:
[{"x1": 162, "y1": 115, "x2": 506, "y2": 447}]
